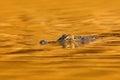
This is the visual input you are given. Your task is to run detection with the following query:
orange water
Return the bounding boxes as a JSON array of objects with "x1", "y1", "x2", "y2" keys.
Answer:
[{"x1": 0, "y1": 0, "x2": 120, "y2": 80}]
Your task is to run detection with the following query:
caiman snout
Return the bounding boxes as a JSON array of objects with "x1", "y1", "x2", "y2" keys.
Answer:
[{"x1": 40, "y1": 40, "x2": 48, "y2": 45}]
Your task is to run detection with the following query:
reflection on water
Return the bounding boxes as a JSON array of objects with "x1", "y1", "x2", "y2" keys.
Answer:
[{"x1": 0, "y1": 0, "x2": 120, "y2": 80}]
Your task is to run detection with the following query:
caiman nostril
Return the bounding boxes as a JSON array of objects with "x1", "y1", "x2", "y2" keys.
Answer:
[{"x1": 40, "y1": 40, "x2": 48, "y2": 45}]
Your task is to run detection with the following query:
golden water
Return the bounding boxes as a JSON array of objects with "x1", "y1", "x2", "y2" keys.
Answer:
[{"x1": 0, "y1": 0, "x2": 120, "y2": 80}]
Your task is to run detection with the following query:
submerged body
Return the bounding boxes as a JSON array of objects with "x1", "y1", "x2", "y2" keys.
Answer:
[
  {"x1": 57, "y1": 34, "x2": 96, "y2": 48},
  {"x1": 40, "y1": 34, "x2": 96, "y2": 48}
]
